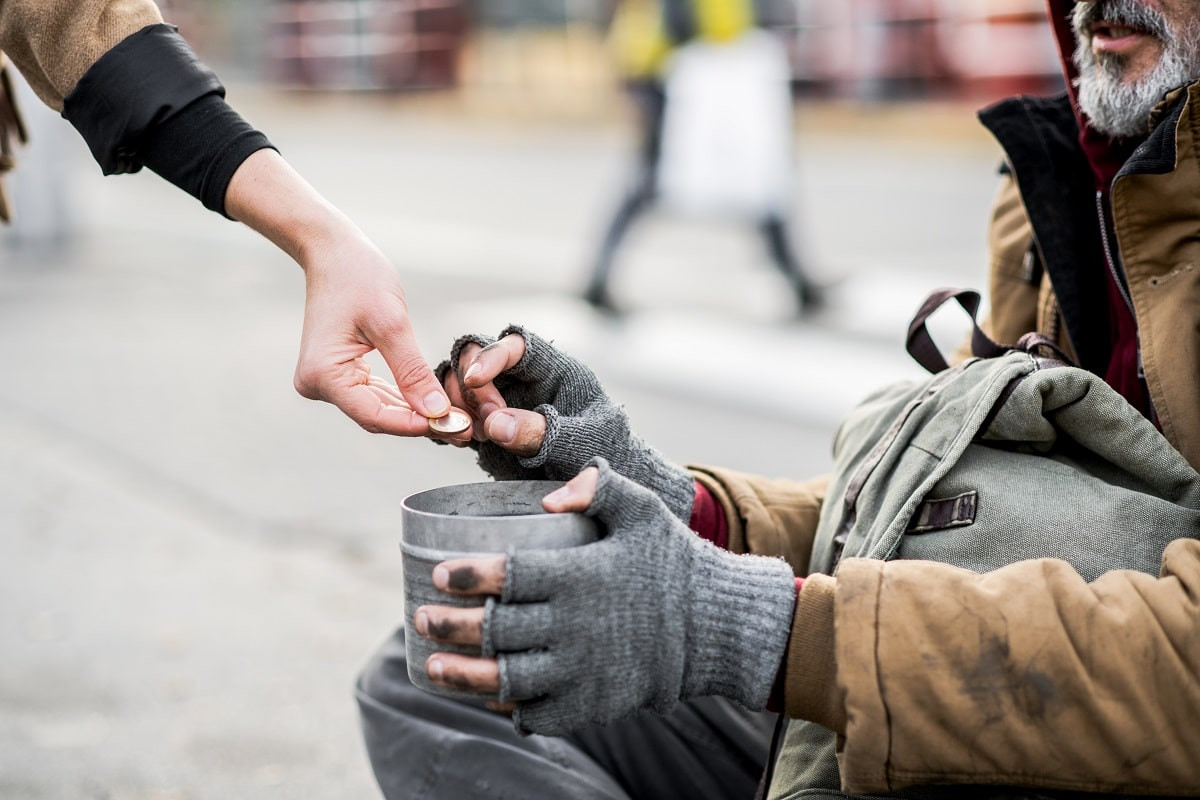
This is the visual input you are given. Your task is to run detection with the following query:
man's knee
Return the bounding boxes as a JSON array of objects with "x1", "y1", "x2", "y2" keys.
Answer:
[{"x1": 355, "y1": 627, "x2": 413, "y2": 712}]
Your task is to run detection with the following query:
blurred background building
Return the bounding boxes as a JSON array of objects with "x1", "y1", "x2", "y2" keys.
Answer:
[{"x1": 159, "y1": 0, "x2": 1063, "y2": 107}]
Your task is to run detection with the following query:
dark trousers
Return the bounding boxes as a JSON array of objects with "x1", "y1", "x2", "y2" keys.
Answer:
[{"x1": 356, "y1": 627, "x2": 776, "y2": 800}]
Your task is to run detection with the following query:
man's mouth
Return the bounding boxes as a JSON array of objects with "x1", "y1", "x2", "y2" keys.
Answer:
[
  {"x1": 1094, "y1": 22, "x2": 1144, "y2": 38},
  {"x1": 1091, "y1": 18, "x2": 1157, "y2": 51}
]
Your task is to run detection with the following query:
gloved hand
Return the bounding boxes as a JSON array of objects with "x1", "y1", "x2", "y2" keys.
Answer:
[
  {"x1": 444, "y1": 326, "x2": 695, "y2": 521},
  {"x1": 0, "y1": 55, "x2": 30, "y2": 224},
  {"x1": 485, "y1": 458, "x2": 796, "y2": 736}
]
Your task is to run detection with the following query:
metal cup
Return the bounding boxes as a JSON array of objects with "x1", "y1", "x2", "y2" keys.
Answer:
[{"x1": 400, "y1": 480, "x2": 600, "y2": 699}]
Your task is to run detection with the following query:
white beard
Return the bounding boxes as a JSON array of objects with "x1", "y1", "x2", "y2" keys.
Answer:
[{"x1": 1072, "y1": 0, "x2": 1200, "y2": 137}]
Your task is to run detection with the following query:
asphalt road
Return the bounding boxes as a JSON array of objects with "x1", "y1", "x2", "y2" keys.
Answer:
[{"x1": 0, "y1": 84, "x2": 1002, "y2": 798}]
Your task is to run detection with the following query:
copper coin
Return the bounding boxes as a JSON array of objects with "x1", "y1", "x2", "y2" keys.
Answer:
[{"x1": 428, "y1": 410, "x2": 471, "y2": 435}]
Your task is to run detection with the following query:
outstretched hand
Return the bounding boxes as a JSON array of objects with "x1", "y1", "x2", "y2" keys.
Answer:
[
  {"x1": 224, "y1": 149, "x2": 470, "y2": 442},
  {"x1": 294, "y1": 227, "x2": 470, "y2": 442}
]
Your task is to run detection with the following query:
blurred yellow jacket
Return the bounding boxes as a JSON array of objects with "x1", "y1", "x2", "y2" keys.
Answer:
[{"x1": 609, "y1": 0, "x2": 756, "y2": 79}]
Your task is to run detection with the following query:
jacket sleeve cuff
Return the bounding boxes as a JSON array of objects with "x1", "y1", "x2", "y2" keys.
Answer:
[
  {"x1": 689, "y1": 468, "x2": 747, "y2": 553},
  {"x1": 61, "y1": 23, "x2": 273, "y2": 216},
  {"x1": 139, "y1": 93, "x2": 274, "y2": 216},
  {"x1": 687, "y1": 464, "x2": 828, "y2": 569},
  {"x1": 782, "y1": 572, "x2": 846, "y2": 733}
]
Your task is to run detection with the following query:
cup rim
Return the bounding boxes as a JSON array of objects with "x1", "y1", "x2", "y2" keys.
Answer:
[
  {"x1": 400, "y1": 480, "x2": 598, "y2": 552},
  {"x1": 401, "y1": 480, "x2": 566, "y2": 520}
]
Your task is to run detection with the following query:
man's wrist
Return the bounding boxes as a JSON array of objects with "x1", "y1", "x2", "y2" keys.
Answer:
[
  {"x1": 782, "y1": 573, "x2": 845, "y2": 732},
  {"x1": 767, "y1": 576, "x2": 805, "y2": 712},
  {"x1": 689, "y1": 480, "x2": 730, "y2": 548},
  {"x1": 684, "y1": 551, "x2": 796, "y2": 709}
]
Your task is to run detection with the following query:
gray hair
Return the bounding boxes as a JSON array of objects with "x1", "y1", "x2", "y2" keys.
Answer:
[{"x1": 1072, "y1": 0, "x2": 1200, "y2": 136}]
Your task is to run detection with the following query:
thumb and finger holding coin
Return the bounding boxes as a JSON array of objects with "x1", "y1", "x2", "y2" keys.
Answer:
[
  {"x1": 455, "y1": 335, "x2": 527, "y2": 429},
  {"x1": 434, "y1": 332, "x2": 547, "y2": 453}
]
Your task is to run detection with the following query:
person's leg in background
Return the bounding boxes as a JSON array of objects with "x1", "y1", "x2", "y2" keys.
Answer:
[
  {"x1": 583, "y1": 80, "x2": 667, "y2": 313},
  {"x1": 760, "y1": 212, "x2": 823, "y2": 313},
  {"x1": 356, "y1": 627, "x2": 775, "y2": 800}
]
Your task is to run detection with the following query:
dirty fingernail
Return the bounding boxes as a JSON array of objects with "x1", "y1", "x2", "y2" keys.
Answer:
[
  {"x1": 432, "y1": 565, "x2": 449, "y2": 590},
  {"x1": 488, "y1": 412, "x2": 517, "y2": 444},
  {"x1": 463, "y1": 363, "x2": 482, "y2": 383}
]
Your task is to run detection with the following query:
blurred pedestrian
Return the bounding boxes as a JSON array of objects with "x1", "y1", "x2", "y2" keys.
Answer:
[
  {"x1": 0, "y1": 0, "x2": 469, "y2": 442},
  {"x1": 583, "y1": 0, "x2": 822, "y2": 315}
]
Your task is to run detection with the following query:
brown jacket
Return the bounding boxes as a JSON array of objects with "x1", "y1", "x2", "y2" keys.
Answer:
[
  {"x1": 694, "y1": 85, "x2": 1200, "y2": 797},
  {"x1": 0, "y1": 0, "x2": 162, "y2": 110}
]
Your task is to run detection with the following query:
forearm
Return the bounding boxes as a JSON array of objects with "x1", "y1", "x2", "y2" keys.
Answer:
[{"x1": 223, "y1": 148, "x2": 361, "y2": 269}]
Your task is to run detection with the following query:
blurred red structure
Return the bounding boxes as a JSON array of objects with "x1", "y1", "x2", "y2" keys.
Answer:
[
  {"x1": 792, "y1": 0, "x2": 1062, "y2": 101},
  {"x1": 266, "y1": 0, "x2": 468, "y2": 91}
]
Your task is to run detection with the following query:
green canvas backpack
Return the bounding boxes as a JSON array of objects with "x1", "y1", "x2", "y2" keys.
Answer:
[{"x1": 766, "y1": 288, "x2": 1200, "y2": 800}]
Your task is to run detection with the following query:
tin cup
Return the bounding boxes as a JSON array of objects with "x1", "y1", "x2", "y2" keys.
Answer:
[{"x1": 400, "y1": 480, "x2": 600, "y2": 699}]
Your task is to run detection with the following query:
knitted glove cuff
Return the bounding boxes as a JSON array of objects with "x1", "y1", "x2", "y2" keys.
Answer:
[
  {"x1": 517, "y1": 403, "x2": 560, "y2": 471},
  {"x1": 448, "y1": 333, "x2": 495, "y2": 375},
  {"x1": 498, "y1": 325, "x2": 600, "y2": 404},
  {"x1": 523, "y1": 405, "x2": 695, "y2": 521},
  {"x1": 683, "y1": 549, "x2": 796, "y2": 709}
]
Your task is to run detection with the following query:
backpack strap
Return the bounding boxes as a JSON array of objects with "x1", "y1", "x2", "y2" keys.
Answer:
[
  {"x1": 1013, "y1": 331, "x2": 1073, "y2": 366},
  {"x1": 905, "y1": 288, "x2": 1007, "y2": 374}
]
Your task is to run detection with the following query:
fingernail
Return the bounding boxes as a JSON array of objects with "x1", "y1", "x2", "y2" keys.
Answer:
[
  {"x1": 463, "y1": 363, "x2": 482, "y2": 383},
  {"x1": 432, "y1": 565, "x2": 449, "y2": 590},
  {"x1": 414, "y1": 609, "x2": 429, "y2": 636},
  {"x1": 488, "y1": 412, "x2": 517, "y2": 444},
  {"x1": 428, "y1": 657, "x2": 444, "y2": 681},
  {"x1": 424, "y1": 392, "x2": 450, "y2": 416}
]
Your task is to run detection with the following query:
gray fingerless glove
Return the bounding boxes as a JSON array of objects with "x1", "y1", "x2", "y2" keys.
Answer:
[
  {"x1": 483, "y1": 458, "x2": 796, "y2": 736},
  {"x1": 450, "y1": 326, "x2": 695, "y2": 521}
]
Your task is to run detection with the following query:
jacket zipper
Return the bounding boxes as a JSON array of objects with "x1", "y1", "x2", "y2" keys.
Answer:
[
  {"x1": 1095, "y1": 191, "x2": 1146, "y2": 379},
  {"x1": 1096, "y1": 191, "x2": 1135, "y2": 313}
]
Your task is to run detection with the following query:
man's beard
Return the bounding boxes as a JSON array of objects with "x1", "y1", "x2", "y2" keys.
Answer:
[{"x1": 1072, "y1": 0, "x2": 1200, "y2": 137}]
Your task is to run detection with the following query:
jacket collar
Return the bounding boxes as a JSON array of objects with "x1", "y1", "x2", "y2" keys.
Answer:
[
  {"x1": 979, "y1": 93, "x2": 1111, "y2": 373},
  {"x1": 1121, "y1": 86, "x2": 1190, "y2": 179},
  {"x1": 977, "y1": 84, "x2": 1192, "y2": 374}
]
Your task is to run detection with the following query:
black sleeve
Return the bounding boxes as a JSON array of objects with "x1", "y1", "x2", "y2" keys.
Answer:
[{"x1": 61, "y1": 23, "x2": 275, "y2": 218}]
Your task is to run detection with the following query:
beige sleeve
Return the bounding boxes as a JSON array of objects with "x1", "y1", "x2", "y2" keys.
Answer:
[
  {"x1": 831, "y1": 538, "x2": 1200, "y2": 796},
  {"x1": 0, "y1": 0, "x2": 163, "y2": 110},
  {"x1": 688, "y1": 464, "x2": 827, "y2": 574}
]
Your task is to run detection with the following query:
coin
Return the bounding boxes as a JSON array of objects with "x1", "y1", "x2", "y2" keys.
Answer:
[{"x1": 428, "y1": 409, "x2": 472, "y2": 435}]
